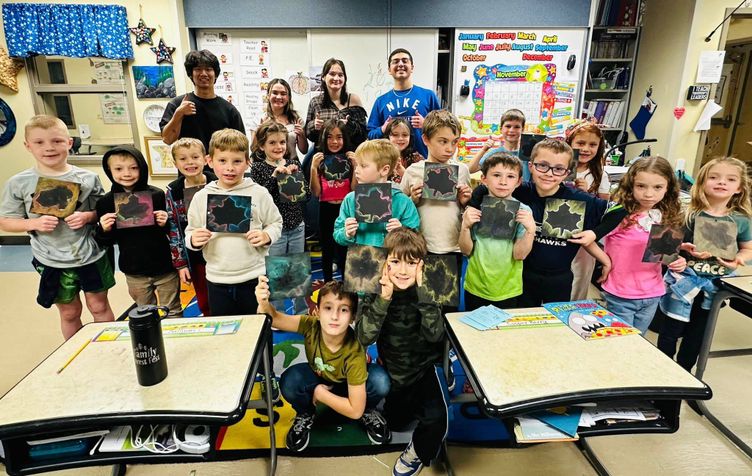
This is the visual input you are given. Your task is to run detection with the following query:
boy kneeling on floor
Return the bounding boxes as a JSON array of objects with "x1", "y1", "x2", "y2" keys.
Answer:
[{"x1": 255, "y1": 278, "x2": 391, "y2": 451}]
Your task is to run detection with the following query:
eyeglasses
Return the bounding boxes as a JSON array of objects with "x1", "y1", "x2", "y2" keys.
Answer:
[
  {"x1": 390, "y1": 58, "x2": 411, "y2": 65},
  {"x1": 532, "y1": 162, "x2": 570, "y2": 176}
]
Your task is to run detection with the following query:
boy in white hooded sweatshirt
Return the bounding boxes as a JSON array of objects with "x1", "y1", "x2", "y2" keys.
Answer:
[{"x1": 185, "y1": 128, "x2": 282, "y2": 316}]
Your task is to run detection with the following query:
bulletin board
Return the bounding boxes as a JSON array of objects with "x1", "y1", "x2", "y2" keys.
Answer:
[
  {"x1": 195, "y1": 28, "x2": 438, "y2": 138},
  {"x1": 452, "y1": 28, "x2": 588, "y2": 161}
]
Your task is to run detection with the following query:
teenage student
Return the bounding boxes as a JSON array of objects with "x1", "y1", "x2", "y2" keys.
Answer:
[
  {"x1": 166, "y1": 138, "x2": 216, "y2": 316},
  {"x1": 334, "y1": 139, "x2": 420, "y2": 247},
  {"x1": 461, "y1": 153, "x2": 536, "y2": 310},
  {"x1": 305, "y1": 58, "x2": 368, "y2": 149},
  {"x1": 96, "y1": 146, "x2": 182, "y2": 316},
  {"x1": 160, "y1": 50, "x2": 244, "y2": 153},
  {"x1": 251, "y1": 78, "x2": 308, "y2": 160},
  {"x1": 0, "y1": 115, "x2": 115, "y2": 339},
  {"x1": 511, "y1": 138, "x2": 609, "y2": 306},
  {"x1": 566, "y1": 119, "x2": 611, "y2": 300},
  {"x1": 310, "y1": 119, "x2": 357, "y2": 281},
  {"x1": 255, "y1": 278, "x2": 391, "y2": 451},
  {"x1": 367, "y1": 48, "x2": 442, "y2": 158},
  {"x1": 657, "y1": 157, "x2": 752, "y2": 371},
  {"x1": 356, "y1": 228, "x2": 446, "y2": 476}
]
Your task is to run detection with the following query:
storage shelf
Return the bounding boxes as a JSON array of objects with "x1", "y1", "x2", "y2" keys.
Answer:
[
  {"x1": 590, "y1": 58, "x2": 633, "y2": 62},
  {"x1": 585, "y1": 89, "x2": 629, "y2": 93}
]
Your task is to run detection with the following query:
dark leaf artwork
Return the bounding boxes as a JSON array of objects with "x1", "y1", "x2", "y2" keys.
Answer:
[
  {"x1": 694, "y1": 216, "x2": 738, "y2": 260},
  {"x1": 519, "y1": 134, "x2": 547, "y2": 160},
  {"x1": 475, "y1": 196, "x2": 520, "y2": 240},
  {"x1": 344, "y1": 245, "x2": 387, "y2": 295},
  {"x1": 417, "y1": 254, "x2": 459, "y2": 306},
  {"x1": 423, "y1": 163, "x2": 458, "y2": 200},
  {"x1": 114, "y1": 191, "x2": 155, "y2": 229},
  {"x1": 206, "y1": 194, "x2": 252, "y2": 233},
  {"x1": 541, "y1": 198, "x2": 585, "y2": 239},
  {"x1": 265, "y1": 253, "x2": 312, "y2": 300},
  {"x1": 322, "y1": 153, "x2": 350, "y2": 181},
  {"x1": 277, "y1": 171, "x2": 307, "y2": 203},
  {"x1": 642, "y1": 224, "x2": 683, "y2": 264},
  {"x1": 563, "y1": 150, "x2": 579, "y2": 185},
  {"x1": 355, "y1": 183, "x2": 392, "y2": 223},
  {"x1": 30, "y1": 177, "x2": 80, "y2": 218},
  {"x1": 183, "y1": 185, "x2": 204, "y2": 213}
]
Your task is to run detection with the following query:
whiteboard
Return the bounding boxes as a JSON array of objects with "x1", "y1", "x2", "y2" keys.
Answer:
[{"x1": 196, "y1": 28, "x2": 438, "y2": 135}]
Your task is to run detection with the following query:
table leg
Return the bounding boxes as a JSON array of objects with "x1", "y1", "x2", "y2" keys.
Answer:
[
  {"x1": 693, "y1": 289, "x2": 752, "y2": 457},
  {"x1": 578, "y1": 438, "x2": 610, "y2": 476},
  {"x1": 262, "y1": 328, "x2": 277, "y2": 476},
  {"x1": 111, "y1": 463, "x2": 126, "y2": 476}
]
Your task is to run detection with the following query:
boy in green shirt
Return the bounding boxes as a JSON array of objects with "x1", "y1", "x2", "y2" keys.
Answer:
[
  {"x1": 255, "y1": 278, "x2": 390, "y2": 452},
  {"x1": 461, "y1": 153, "x2": 536, "y2": 310}
]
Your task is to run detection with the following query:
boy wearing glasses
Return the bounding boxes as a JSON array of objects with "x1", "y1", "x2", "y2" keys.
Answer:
[
  {"x1": 367, "y1": 48, "x2": 441, "y2": 158},
  {"x1": 509, "y1": 138, "x2": 608, "y2": 305}
]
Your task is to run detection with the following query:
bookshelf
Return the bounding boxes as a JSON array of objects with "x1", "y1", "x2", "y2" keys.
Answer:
[{"x1": 582, "y1": 26, "x2": 641, "y2": 140}]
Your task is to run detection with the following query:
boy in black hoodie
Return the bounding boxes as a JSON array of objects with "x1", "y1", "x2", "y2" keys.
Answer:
[{"x1": 96, "y1": 146, "x2": 182, "y2": 315}]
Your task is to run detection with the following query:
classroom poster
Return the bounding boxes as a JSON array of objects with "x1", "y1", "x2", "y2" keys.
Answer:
[{"x1": 452, "y1": 28, "x2": 587, "y2": 161}]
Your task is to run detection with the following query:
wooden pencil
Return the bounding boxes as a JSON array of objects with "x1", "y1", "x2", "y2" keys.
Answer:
[{"x1": 56, "y1": 339, "x2": 91, "y2": 374}]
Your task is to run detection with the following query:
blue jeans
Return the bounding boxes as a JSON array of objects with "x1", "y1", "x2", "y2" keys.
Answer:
[
  {"x1": 603, "y1": 291, "x2": 660, "y2": 334},
  {"x1": 280, "y1": 362, "x2": 391, "y2": 414},
  {"x1": 268, "y1": 222, "x2": 307, "y2": 313}
]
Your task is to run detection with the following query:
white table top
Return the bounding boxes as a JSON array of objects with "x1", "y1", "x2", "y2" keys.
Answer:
[
  {"x1": 0, "y1": 316, "x2": 266, "y2": 432},
  {"x1": 721, "y1": 276, "x2": 752, "y2": 296},
  {"x1": 446, "y1": 309, "x2": 709, "y2": 414}
]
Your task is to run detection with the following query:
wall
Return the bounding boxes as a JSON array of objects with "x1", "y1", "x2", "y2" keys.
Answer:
[
  {"x1": 0, "y1": 0, "x2": 190, "y2": 215},
  {"x1": 626, "y1": 1, "x2": 751, "y2": 173}
]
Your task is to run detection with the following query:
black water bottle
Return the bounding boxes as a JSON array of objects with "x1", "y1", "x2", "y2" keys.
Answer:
[{"x1": 128, "y1": 305, "x2": 169, "y2": 386}]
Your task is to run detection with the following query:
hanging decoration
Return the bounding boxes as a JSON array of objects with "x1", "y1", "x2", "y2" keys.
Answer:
[
  {"x1": 150, "y1": 33, "x2": 175, "y2": 64},
  {"x1": 129, "y1": 19, "x2": 156, "y2": 46},
  {"x1": 0, "y1": 47, "x2": 25, "y2": 92}
]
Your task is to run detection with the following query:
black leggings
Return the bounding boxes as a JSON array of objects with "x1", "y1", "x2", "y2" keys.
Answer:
[
  {"x1": 657, "y1": 298, "x2": 710, "y2": 372},
  {"x1": 319, "y1": 201, "x2": 347, "y2": 282},
  {"x1": 464, "y1": 290, "x2": 519, "y2": 312},
  {"x1": 518, "y1": 268, "x2": 574, "y2": 307}
]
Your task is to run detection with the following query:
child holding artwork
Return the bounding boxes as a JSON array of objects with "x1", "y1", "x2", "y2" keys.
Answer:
[
  {"x1": 96, "y1": 146, "x2": 182, "y2": 316},
  {"x1": 255, "y1": 278, "x2": 391, "y2": 452},
  {"x1": 184, "y1": 128, "x2": 283, "y2": 316},
  {"x1": 251, "y1": 120, "x2": 308, "y2": 312},
  {"x1": 310, "y1": 119, "x2": 357, "y2": 281},
  {"x1": 468, "y1": 108, "x2": 527, "y2": 178},
  {"x1": 334, "y1": 139, "x2": 420, "y2": 247},
  {"x1": 576, "y1": 157, "x2": 686, "y2": 333},
  {"x1": 356, "y1": 228, "x2": 446, "y2": 476},
  {"x1": 0, "y1": 115, "x2": 115, "y2": 339},
  {"x1": 385, "y1": 117, "x2": 424, "y2": 184},
  {"x1": 400, "y1": 110, "x2": 472, "y2": 311},
  {"x1": 461, "y1": 153, "x2": 536, "y2": 310},
  {"x1": 509, "y1": 138, "x2": 609, "y2": 306},
  {"x1": 657, "y1": 157, "x2": 752, "y2": 371},
  {"x1": 566, "y1": 119, "x2": 611, "y2": 300},
  {"x1": 166, "y1": 138, "x2": 216, "y2": 316}
]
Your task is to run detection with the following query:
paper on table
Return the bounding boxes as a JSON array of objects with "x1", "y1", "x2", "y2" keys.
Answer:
[
  {"x1": 459, "y1": 305, "x2": 512, "y2": 330},
  {"x1": 693, "y1": 101, "x2": 723, "y2": 132},
  {"x1": 696, "y1": 51, "x2": 725, "y2": 83}
]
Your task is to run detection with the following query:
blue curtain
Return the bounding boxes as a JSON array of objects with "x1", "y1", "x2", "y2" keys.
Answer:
[{"x1": 2, "y1": 3, "x2": 133, "y2": 59}]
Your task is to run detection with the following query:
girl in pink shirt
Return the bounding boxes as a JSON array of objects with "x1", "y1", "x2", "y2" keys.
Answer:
[{"x1": 585, "y1": 157, "x2": 686, "y2": 333}]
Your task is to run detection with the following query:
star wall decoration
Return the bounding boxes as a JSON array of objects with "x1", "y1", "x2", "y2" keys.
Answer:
[
  {"x1": 0, "y1": 47, "x2": 25, "y2": 92},
  {"x1": 150, "y1": 39, "x2": 176, "y2": 64},
  {"x1": 129, "y1": 18, "x2": 156, "y2": 45}
]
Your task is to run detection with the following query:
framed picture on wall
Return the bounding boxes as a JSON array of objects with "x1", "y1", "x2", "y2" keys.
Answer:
[{"x1": 144, "y1": 136, "x2": 176, "y2": 177}]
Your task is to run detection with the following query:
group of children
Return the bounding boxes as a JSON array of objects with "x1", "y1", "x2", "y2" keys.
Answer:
[{"x1": 2, "y1": 102, "x2": 751, "y2": 475}]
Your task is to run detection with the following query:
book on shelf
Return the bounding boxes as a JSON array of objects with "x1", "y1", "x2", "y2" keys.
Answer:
[
  {"x1": 582, "y1": 99, "x2": 626, "y2": 129},
  {"x1": 596, "y1": 0, "x2": 641, "y2": 26},
  {"x1": 514, "y1": 416, "x2": 579, "y2": 443}
]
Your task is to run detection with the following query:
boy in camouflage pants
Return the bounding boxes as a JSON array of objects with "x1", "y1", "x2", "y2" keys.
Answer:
[{"x1": 356, "y1": 228, "x2": 447, "y2": 476}]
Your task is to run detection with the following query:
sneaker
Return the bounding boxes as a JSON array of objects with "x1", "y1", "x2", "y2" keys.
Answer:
[
  {"x1": 286, "y1": 412, "x2": 315, "y2": 452},
  {"x1": 393, "y1": 440, "x2": 423, "y2": 476},
  {"x1": 446, "y1": 365, "x2": 456, "y2": 392},
  {"x1": 360, "y1": 408, "x2": 391, "y2": 444},
  {"x1": 260, "y1": 375, "x2": 280, "y2": 404}
]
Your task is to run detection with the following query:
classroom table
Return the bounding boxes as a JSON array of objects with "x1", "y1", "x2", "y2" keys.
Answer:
[
  {"x1": 443, "y1": 309, "x2": 712, "y2": 475},
  {"x1": 694, "y1": 276, "x2": 752, "y2": 458},
  {"x1": 0, "y1": 315, "x2": 277, "y2": 476}
]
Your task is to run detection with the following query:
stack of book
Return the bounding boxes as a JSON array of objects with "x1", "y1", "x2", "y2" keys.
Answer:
[
  {"x1": 596, "y1": 0, "x2": 641, "y2": 26},
  {"x1": 581, "y1": 99, "x2": 627, "y2": 129}
]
